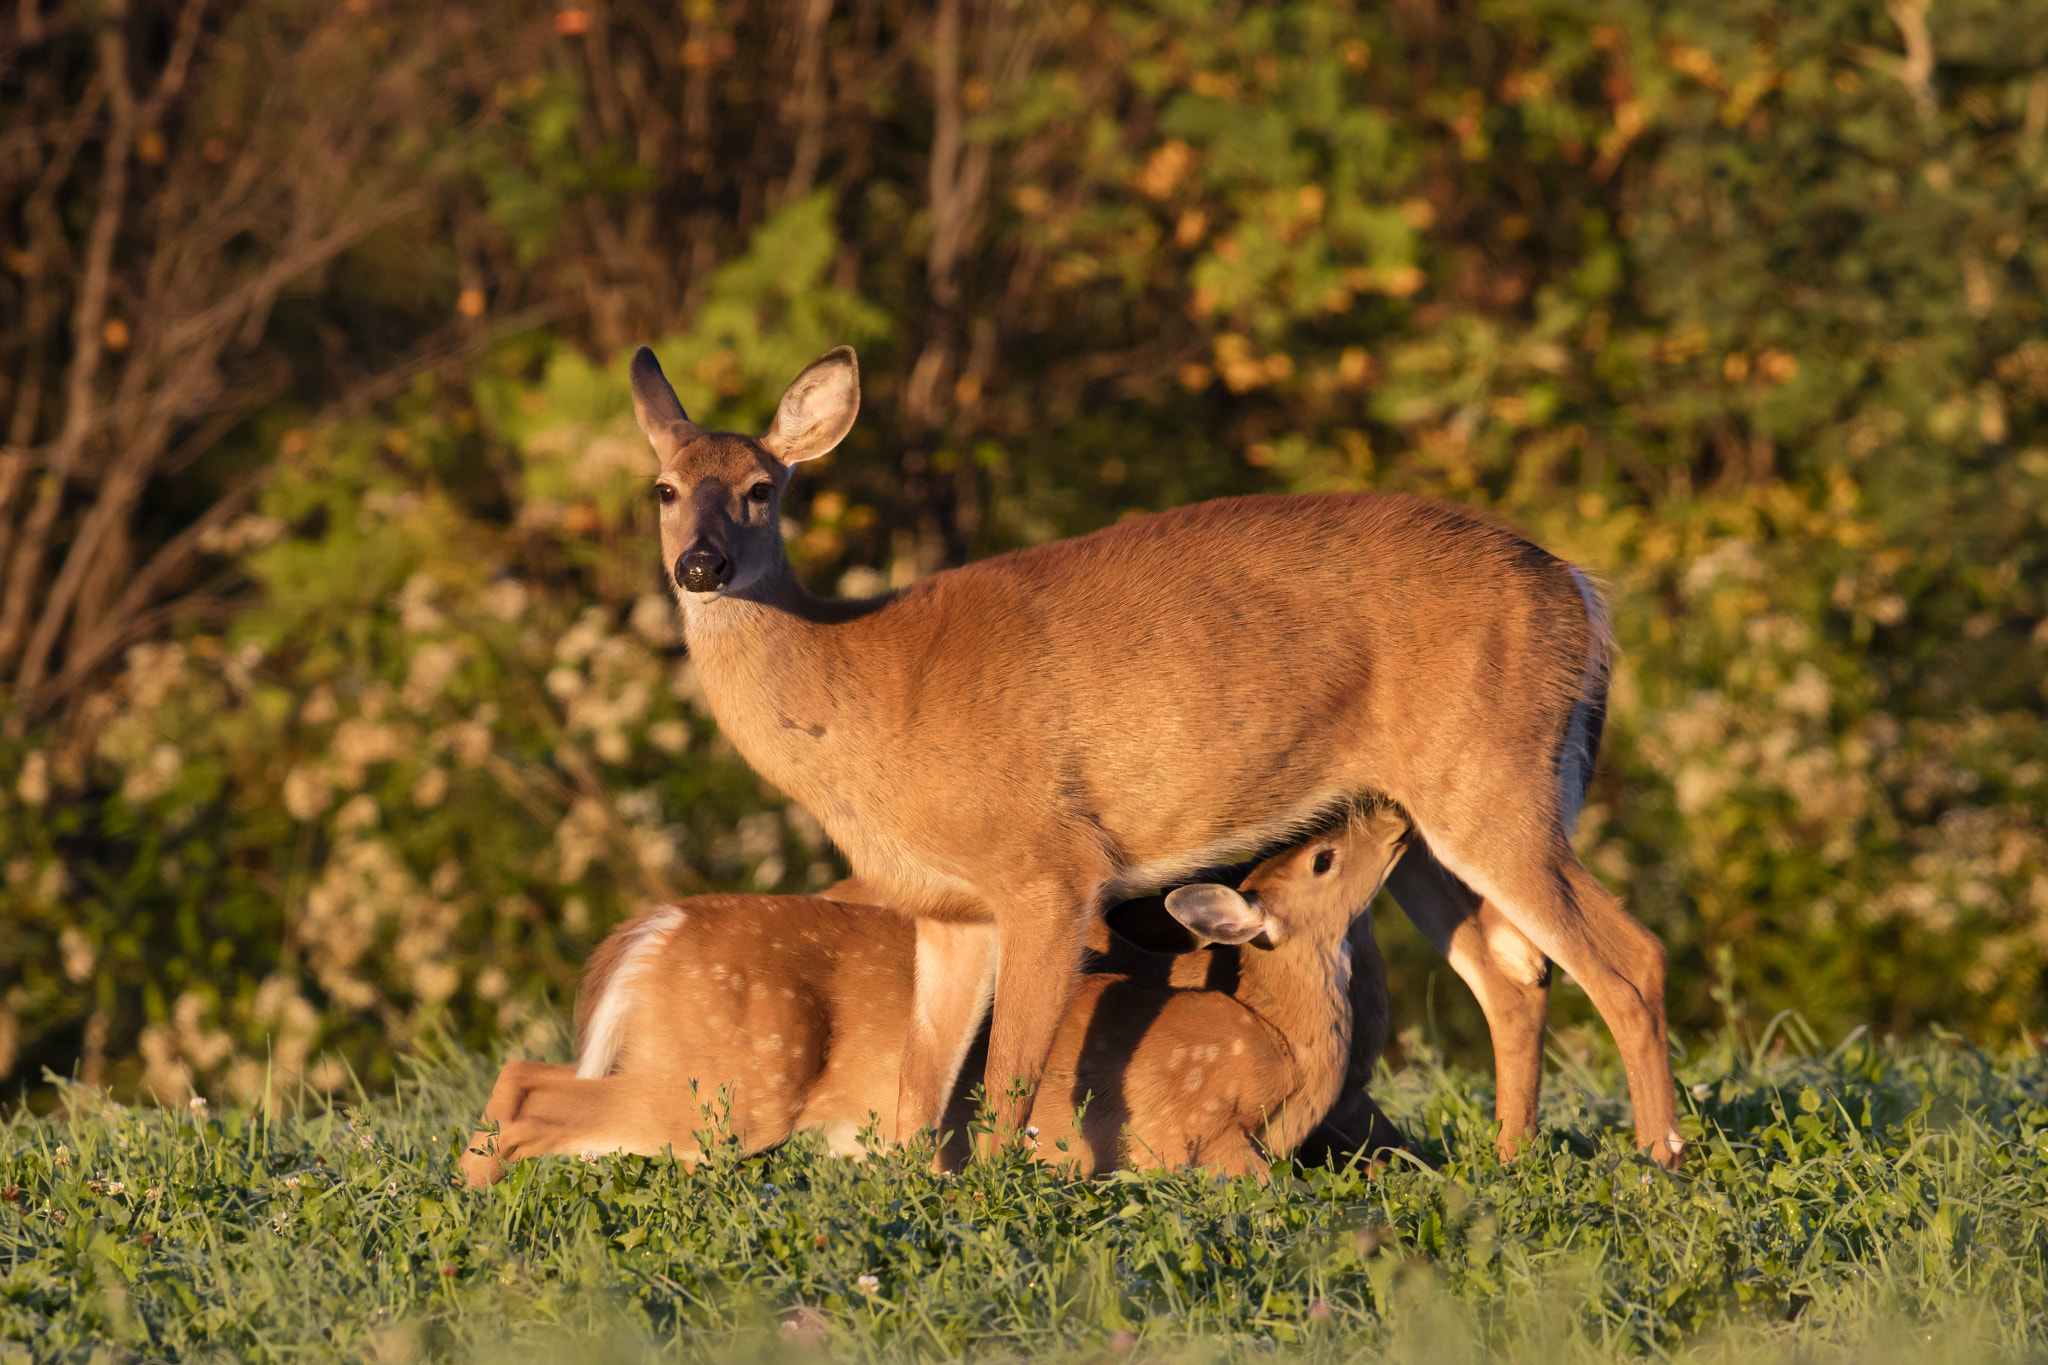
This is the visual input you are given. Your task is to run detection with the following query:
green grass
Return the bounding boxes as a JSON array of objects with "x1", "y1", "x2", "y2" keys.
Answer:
[{"x1": 3, "y1": 1023, "x2": 2046, "y2": 1363}]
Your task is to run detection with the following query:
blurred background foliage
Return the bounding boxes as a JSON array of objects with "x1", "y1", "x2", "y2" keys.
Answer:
[{"x1": 1, "y1": 0, "x2": 2044, "y2": 1108}]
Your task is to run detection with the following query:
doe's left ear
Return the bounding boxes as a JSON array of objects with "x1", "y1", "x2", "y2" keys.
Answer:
[
  {"x1": 630, "y1": 347, "x2": 690, "y2": 437},
  {"x1": 1164, "y1": 884, "x2": 1281, "y2": 947},
  {"x1": 762, "y1": 347, "x2": 860, "y2": 465}
]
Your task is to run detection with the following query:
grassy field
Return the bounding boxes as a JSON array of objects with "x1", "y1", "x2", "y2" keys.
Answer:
[{"x1": 3, "y1": 1022, "x2": 2045, "y2": 1364}]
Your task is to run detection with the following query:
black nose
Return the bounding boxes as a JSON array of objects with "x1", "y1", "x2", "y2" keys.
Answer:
[{"x1": 676, "y1": 549, "x2": 730, "y2": 594}]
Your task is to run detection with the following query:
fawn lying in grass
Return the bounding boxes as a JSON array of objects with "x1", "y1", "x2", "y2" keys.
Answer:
[{"x1": 462, "y1": 804, "x2": 1412, "y2": 1186}]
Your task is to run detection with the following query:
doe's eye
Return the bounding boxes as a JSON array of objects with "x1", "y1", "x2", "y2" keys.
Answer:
[
  {"x1": 654, "y1": 483, "x2": 677, "y2": 505},
  {"x1": 1311, "y1": 849, "x2": 1336, "y2": 875},
  {"x1": 747, "y1": 481, "x2": 774, "y2": 504}
]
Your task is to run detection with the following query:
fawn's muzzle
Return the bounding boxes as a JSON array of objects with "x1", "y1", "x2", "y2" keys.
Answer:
[{"x1": 676, "y1": 549, "x2": 730, "y2": 593}]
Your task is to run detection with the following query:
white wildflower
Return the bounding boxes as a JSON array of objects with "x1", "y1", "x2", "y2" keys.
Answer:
[
  {"x1": 480, "y1": 579, "x2": 529, "y2": 622},
  {"x1": 413, "y1": 960, "x2": 459, "y2": 1004},
  {"x1": 121, "y1": 743, "x2": 183, "y2": 804},
  {"x1": 648, "y1": 719, "x2": 690, "y2": 755},
  {"x1": 1777, "y1": 663, "x2": 1831, "y2": 720},
  {"x1": 447, "y1": 718, "x2": 493, "y2": 767},
  {"x1": 35, "y1": 859, "x2": 67, "y2": 903},
  {"x1": 396, "y1": 572, "x2": 443, "y2": 633},
  {"x1": 401, "y1": 640, "x2": 467, "y2": 712},
  {"x1": 335, "y1": 794, "x2": 379, "y2": 833},
  {"x1": 411, "y1": 766, "x2": 449, "y2": 809},
  {"x1": 299, "y1": 686, "x2": 339, "y2": 726},
  {"x1": 553, "y1": 799, "x2": 611, "y2": 885},
  {"x1": 545, "y1": 666, "x2": 586, "y2": 702},
  {"x1": 58, "y1": 927, "x2": 95, "y2": 983},
  {"x1": 330, "y1": 718, "x2": 404, "y2": 784},
  {"x1": 554, "y1": 608, "x2": 608, "y2": 666},
  {"x1": 15, "y1": 751, "x2": 49, "y2": 807},
  {"x1": 629, "y1": 593, "x2": 677, "y2": 645}
]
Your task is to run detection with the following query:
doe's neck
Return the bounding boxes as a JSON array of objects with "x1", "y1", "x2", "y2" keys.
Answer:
[{"x1": 678, "y1": 560, "x2": 893, "y2": 663}]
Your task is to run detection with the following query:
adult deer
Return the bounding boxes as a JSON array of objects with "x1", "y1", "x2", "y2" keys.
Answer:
[
  {"x1": 632, "y1": 344, "x2": 1681, "y2": 1166},
  {"x1": 460, "y1": 809, "x2": 1411, "y2": 1186}
]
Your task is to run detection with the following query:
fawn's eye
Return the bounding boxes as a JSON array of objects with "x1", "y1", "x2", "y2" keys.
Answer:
[
  {"x1": 655, "y1": 482, "x2": 677, "y2": 505},
  {"x1": 748, "y1": 481, "x2": 774, "y2": 504},
  {"x1": 1312, "y1": 849, "x2": 1336, "y2": 875}
]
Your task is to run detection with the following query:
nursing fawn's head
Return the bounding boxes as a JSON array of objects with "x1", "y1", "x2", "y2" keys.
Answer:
[{"x1": 1164, "y1": 806, "x2": 1411, "y2": 952}]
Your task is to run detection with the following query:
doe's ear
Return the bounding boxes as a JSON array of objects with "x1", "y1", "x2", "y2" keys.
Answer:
[
  {"x1": 1164, "y1": 884, "x2": 1280, "y2": 947},
  {"x1": 630, "y1": 347, "x2": 690, "y2": 438},
  {"x1": 762, "y1": 347, "x2": 859, "y2": 465}
]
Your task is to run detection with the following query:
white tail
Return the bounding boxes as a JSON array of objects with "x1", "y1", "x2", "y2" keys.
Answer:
[
  {"x1": 630, "y1": 344, "x2": 1680, "y2": 1167},
  {"x1": 573, "y1": 903, "x2": 685, "y2": 1081},
  {"x1": 460, "y1": 815, "x2": 1411, "y2": 1187}
]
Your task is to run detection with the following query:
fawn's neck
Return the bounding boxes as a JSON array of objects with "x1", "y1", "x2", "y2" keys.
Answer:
[{"x1": 1234, "y1": 935, "x2": 1355, "y2": 1150}]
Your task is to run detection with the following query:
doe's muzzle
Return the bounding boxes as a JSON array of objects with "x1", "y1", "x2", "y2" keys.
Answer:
[{"x1": 676, "y1": 548, "x2": 731, "y2": 594}]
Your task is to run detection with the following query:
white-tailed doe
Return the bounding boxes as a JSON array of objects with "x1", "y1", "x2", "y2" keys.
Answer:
[{"x1": 631, "y1": 344, "x2": 1679, "y2": 1165}]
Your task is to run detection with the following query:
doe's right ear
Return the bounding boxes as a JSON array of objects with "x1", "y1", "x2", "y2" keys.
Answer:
[
  {"x1": 630, "y1": 347, "x2": 690, "y2": 438},
  {"x1": 762, "y1": 346, "x2": 860, "y2": 465}
]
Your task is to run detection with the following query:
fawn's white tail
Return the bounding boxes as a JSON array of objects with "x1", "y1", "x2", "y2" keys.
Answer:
[{"x1": 573, "y1": 904, "x2": 686, "y2": 1080}]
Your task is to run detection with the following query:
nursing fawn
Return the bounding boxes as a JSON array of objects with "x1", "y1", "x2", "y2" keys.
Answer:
[{"x1": 460, "y1": 807, "x2": 1410, "y2": 1186}]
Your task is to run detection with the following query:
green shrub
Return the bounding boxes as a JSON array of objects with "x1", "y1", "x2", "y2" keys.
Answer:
[{"x1": 2, "y1": 0, "x2": 2043, "y2": 1101}]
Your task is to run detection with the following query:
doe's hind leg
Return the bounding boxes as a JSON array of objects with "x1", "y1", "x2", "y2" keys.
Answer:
[
  {"x1": 1386, "y1": 845, "x2": 1552, "y2": 1159},
  {"x1": 1435, "y1": 840, "x2": 1679, "y2": 1166}
]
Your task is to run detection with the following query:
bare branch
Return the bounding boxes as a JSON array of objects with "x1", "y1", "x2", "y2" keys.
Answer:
[
  {"x1": 0, "y1": 77, "x2": 107, "y2": 577},
  {"x1": 137, "y1": 0, "x2": 207, "y2": 124},
  {"x1": 780, "y1": 0, "x2": 833, "y2": 203},
  {"x1": 1887, "y1": 0, "x2": 1937, "y2": 127},
  {"x1": 8, "y1": 305, "x2": 563, "y2": 726},
  {"x1": 0, "y1": 1, "x2": 138, "y2": 671}
]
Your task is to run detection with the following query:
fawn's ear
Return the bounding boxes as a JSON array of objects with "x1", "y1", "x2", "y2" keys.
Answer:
[
  {"x1": 1164, "y1": 884, "x2": 1281, "y2": 947},
  {"x1": 630, "y1": 347, "x2": 691, "y2": 438},
  {"x1": 762, "y1": 347, "x2": 860, "y2": 465}
]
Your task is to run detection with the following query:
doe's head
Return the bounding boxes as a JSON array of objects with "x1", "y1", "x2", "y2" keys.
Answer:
[
  {"x1": 1164, "y1": 806, "x2": 1411, "y2": 950},
  {"x1": 631, "y1": 346, "x2": 860, "y2": 600}
]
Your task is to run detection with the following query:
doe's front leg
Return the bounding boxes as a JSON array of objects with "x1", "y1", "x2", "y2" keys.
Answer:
[{"x1": 974, "y1": 878, "x2": 1099, "y2": 1155}]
